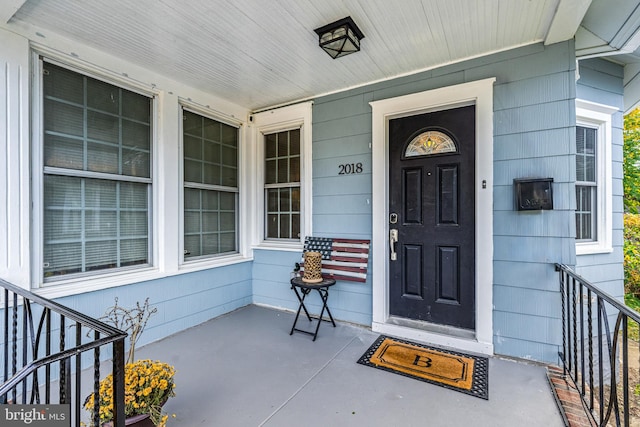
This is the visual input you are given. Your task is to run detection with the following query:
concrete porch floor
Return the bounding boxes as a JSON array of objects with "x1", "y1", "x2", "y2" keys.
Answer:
[{"x1": 132, "y1": 305, "x2": 564, "y2": 427}]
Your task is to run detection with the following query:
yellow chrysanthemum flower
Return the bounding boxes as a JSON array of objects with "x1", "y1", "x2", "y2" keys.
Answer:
[{"x1": 84, "y1": 359, "x2": 176, "y2": 427}]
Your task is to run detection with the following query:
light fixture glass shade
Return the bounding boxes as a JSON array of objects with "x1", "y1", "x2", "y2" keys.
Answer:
[{"x1": 314, "y1": 16, "x2": 364, "y2": 59}]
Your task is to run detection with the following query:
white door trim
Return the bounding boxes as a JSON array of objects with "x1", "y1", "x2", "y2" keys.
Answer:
[{"x1": 370, "y1": 78, "x2": 495, "y2": 355}]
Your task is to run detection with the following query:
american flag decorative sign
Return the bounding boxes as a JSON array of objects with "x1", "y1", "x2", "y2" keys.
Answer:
[{"x1": 301, "y1": 236, "x2": 370, "y2": 283}]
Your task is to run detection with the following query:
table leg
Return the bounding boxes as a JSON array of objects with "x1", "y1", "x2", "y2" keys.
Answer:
[
  {"x1": 318, "y1": 288, "x2": 336, "y2": 327},
  {"x1": 290, "y1": 286, "x2": 313, "y2": 336},
  {"x1": 312, "y1": 287, "x2": 336, "y2": 341}
]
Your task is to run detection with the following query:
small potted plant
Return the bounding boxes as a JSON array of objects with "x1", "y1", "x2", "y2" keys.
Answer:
[{"x1": 84, "y1": 298, "x2": 176, "y2": 427}]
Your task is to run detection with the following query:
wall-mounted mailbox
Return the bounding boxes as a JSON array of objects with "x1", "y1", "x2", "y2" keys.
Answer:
[{"x1": 514, "y1": 178, "x2": 553, "y2": 211}]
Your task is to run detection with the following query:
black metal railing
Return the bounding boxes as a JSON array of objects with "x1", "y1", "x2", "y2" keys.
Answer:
[
  {"x1": 0, "y1": 278, "x2": 127, "y2": 427},
  {"x1": 556, "y1": 264, "x2": 640, "y2": 427}
]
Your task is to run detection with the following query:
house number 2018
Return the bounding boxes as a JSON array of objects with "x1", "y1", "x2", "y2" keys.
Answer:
[{"x1": 338, "y1": 162, "x2": 363, "y2": 175}]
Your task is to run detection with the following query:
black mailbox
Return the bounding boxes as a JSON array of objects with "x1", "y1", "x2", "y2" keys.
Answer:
[{"x1": 514, "y1": 178, "x2": 553, "y2": 211}]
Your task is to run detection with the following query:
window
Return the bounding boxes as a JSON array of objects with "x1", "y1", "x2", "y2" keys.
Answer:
[
  {"x1": 41, "y1": 61, "x2": 153, "y2": 280},
  {"x1": 252, "y1": 102, "x2": 312, "y2": 247},
  {"x1": 183, "y1": 109, "x2": 238, "y2": 259},
  {"x1": 575, "y1": 99, "x2": 617, "y2": 255},
  {"x1": 405, "y1": 130, "x2": 456, "y2": 157},
  {"x1": 575, "y1": 125, "x2": 597, "y2": 241},
  {"x1": 264, "y1": 129, "x2": 300, "y2": 239}
]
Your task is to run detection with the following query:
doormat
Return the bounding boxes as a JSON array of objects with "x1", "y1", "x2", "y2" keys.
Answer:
[{"x1": 357, "y1": 335, "x2": 489, "y2": 399}]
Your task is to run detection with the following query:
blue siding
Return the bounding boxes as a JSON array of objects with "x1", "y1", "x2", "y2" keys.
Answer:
[
  {"x1": 487, "y1": 43, "x2": 577, "y2": 362},
  {"x1": 307, "y1": 41, "x2": 578, "y2": 363},
  {"x1": 575, "y1": 58, "x2": 625, "y2": 302},
  {"x1": 54, "y1": 262, "x2": 253, "y2": 349},
  {"x1": 252, "y1": 249, "x2": 301, "y2": 312},
  {"x1": 252, "y1": 248, "x2": 374, "y2": 326}
]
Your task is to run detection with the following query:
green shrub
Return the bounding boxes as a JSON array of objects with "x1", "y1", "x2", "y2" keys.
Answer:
[{"x1": 625, "y1": 214, "x2": 640, "y2": 297}]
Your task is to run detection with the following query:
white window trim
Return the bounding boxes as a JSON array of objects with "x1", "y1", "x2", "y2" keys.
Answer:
[
  {"x1": 178, "y1": 100, "x2": 248, "y2": 268},
  {"x1": 575, "y1": 99, "x2": 617, "y2": 255},
  {"x1": 251, "y1": 102, "x2": 313, "y2": 251}
]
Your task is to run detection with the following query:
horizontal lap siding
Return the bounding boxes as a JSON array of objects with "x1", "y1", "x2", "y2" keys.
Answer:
[
  {"x1": 306, "y1": 83, "x2": 374, "y2": 324},
  {"x1": 55, "y1": 263, "x2": 253, "y2": 348},
  {"x1": 574, "y1": 58, "x2": 624, "y2": 302},
  {"x1": 320, "y1": 41, "x2": 576, "y2": 361},
  {"x1": 252, "y1": 249, "x2": 302, "y2": 312},
  {"x1": 487, "y1": 42, "x2": 576, "y2": 363},
  {"x1": 252, "y1": 249, "x2": 373, "y2": 325},
  {"x1": 255, "y1": 42, "x2": 621, "y2": 363}
]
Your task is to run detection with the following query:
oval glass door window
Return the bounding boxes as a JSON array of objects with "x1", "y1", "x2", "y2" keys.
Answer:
[{"x1": 405, "y1": 130, "x2": 457, "y2": 157}]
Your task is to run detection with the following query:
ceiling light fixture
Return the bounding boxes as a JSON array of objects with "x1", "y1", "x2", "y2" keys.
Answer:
[{"x1": 314, "y1": 16, "x2": 365, "y2": 59}]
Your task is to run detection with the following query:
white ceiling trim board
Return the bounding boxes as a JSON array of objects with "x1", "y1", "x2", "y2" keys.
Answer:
[{"x1": 544, "y1": 0, "x2": 593, "y2": 45}]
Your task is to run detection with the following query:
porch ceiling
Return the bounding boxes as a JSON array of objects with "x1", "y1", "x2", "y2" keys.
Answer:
[{"x1": 0, "y1": 0, "x2": 635, "y2": 111}]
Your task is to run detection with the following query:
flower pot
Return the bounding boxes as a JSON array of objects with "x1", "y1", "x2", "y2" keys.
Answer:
[
  {"x1": 102, "y1": 413, "x2": 155, "y2": 427},
  {"x1": 124, "y1": 413, "x2": 155, "y2": 427}
]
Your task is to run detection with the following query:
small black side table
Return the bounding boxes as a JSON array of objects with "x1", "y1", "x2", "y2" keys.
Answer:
[{"x1": 289, "y1": 277, "x2": 337, "y2": 341}]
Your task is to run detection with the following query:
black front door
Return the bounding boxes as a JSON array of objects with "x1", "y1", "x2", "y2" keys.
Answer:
[{"x1": 388, "y1": 105, "x2": 476, "y2": 330}]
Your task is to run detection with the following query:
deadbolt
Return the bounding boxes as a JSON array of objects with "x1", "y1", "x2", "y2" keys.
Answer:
[{"x1": 390, "y1": 213, "x2": 398, "y2": 224}]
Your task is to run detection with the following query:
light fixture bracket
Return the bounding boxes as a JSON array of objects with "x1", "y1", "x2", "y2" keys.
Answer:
[{"x1": 314, "y1": 16, "x2": 365, "y2": 59}]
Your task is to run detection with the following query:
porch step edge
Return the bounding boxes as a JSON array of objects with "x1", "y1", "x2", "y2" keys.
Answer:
[{"x1": 546, "y1": 365, "x2": 597, "y2": 427}]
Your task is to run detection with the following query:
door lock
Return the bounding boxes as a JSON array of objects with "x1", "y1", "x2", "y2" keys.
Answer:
[
  {"x1": 390, "y1": 213, "x2": 398, "y2": 224},
  {"x1": 389, "y1": 229, "x2": 398, "y2": 261}
]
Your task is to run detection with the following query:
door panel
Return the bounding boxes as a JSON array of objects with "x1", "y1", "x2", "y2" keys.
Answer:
[
  {"x1": 438, "y1": 165, "x2": 458, "y2": 225},
  {"x1": 403, "y1": 168, "x2": 422, "y2": 224},
  {"x1": 402, "y1": 244, "x2": 423, "y2": 298},
  {"x1": 388, "y1": 105, "x2": 475, "y2": 330},
  {"x1": 437, "y1": 246, "x2": 459, "y2": 303}
]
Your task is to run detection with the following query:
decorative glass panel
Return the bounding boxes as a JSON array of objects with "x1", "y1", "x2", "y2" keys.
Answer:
[{"x1": 405, "y1": 131, "x2": 456, "y2": 157}]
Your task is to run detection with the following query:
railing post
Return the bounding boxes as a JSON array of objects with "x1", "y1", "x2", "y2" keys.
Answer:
[
  {"x1": 45, "y1": 308, "x2": 51, "y2": 403},
  {"x1": 3, "y1": 289, "x2": 8, "y2": 404},
  {"x1": 11, "y1": 292, "x2": 17, "y2": 405},
  {"x1": 598, "y1": 296, "x2": 604, "y2": 424},
  {"x1": 558, "y1": 265, "x2": 566, "y2": 371},
  {"x1": 59, "y1": 315, "x2": 67, "y2": 404},
  {"x1": 112, "y1": 338, "x2": 126, "y2": 427},
  {"x1": 579, "y1": 283, "x2": 585, "y2": 395},
  {"x1": 75, "y1": 322, "x2": 82, "y2": 425},
  {"x1": 572, "y1": 278, "x2": 578, "y2": 379},
  {"x1": 587, "y1": 288, "x2": 594, "y2": 411},
  {"x1": 623, "y1": 316, "x2": 629, "y2": 427}
]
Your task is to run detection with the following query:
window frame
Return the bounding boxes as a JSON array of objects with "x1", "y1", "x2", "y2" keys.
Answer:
[
  {"x1": 263, "y1": 128, "x2": 301, "y2": 241},
  {"x1": 180, "y1": 103, "x2": 242, "y2": 264},
  {"x1": 575, "y1": 99, "x2": 617, "y2": 255},
  {"x1": 252, "y1": 102, "x2": 312, "y2": 250},
  {"x1": 31, "y1": 51, "x2": 160, "y2": 291}
]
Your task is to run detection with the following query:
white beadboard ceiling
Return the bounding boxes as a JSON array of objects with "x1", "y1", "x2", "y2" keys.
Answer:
[{"x1": 3, "y1": 0, "x2": 639, "y2": 111}]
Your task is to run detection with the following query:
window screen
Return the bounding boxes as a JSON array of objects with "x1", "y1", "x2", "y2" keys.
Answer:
[{"x1": 42, "y1": 61, "x2": 152, "y2": 278}]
